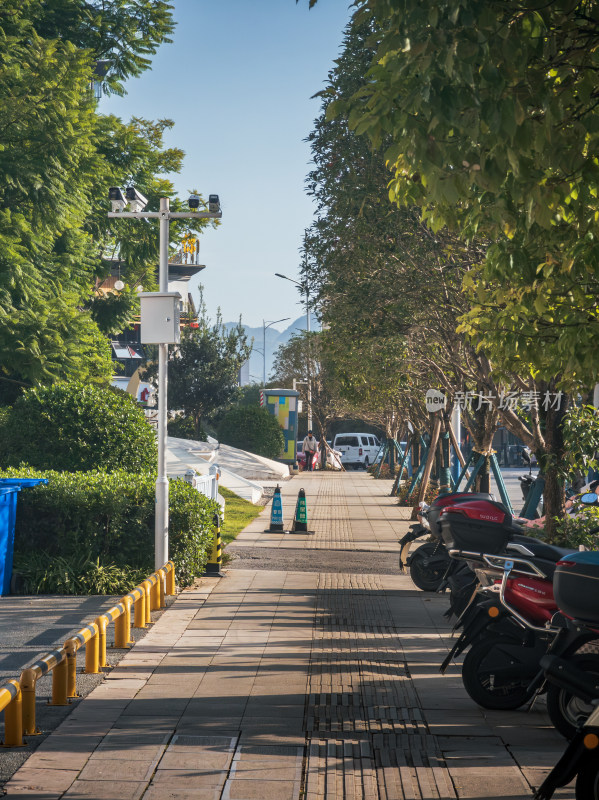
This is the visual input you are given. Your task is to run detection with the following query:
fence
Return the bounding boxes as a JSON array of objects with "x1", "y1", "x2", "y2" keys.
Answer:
[{"x1": 0, "y1": 561, "x2": 176, "y2": 747}]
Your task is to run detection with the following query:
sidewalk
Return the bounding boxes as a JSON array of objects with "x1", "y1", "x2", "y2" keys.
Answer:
[{"x1": 1, "y1": 472, "x2": 574, "y2": 799}]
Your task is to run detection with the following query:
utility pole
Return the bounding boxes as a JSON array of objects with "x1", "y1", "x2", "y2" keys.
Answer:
[{"x1": 108, "y1": 190, "x2": 221, "y2": 570}]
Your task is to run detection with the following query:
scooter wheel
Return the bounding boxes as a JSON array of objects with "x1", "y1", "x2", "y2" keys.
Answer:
[
  {"x1": 462, "y1": 638, "x2": 535, "y2": 710},
  {"x1": 408, "y1": 544, "x2": 447, "y2": 592},
  {"x1": 576, "y1": 757, "x2": 599, "y2": 799},
  {"x1": 547, "y1": 654, "x2": 599, "y2": 740}
]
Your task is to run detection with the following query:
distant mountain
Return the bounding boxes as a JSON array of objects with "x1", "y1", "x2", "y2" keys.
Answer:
[{"x1": 223, "y1": 314, "x2": 319, "y2": 385}]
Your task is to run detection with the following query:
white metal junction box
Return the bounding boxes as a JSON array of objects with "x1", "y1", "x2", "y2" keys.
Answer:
[{"x1": 139, "y1": 292, "x2": 182, "y2": 344}]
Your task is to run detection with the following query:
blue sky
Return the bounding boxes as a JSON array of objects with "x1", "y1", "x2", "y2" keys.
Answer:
[{"x1": 102, "y1": 0, "x2": 352, "y2": 329}]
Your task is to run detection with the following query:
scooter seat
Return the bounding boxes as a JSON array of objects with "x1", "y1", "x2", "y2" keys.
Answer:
[{"x1": 510, "y1": 534, "x2": 574, "y2": 563}]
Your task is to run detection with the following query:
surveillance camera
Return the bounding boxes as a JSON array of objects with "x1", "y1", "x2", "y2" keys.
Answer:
[
  {"x1": 208, "y1": 194, "x2": 220, "y2": 213},
  {"x1": 108, "y1": 187, "x2": 127, "y2": 212},
  {"x1": 125, "y1": 186, "x2": 148, "y2": 213},
  {"x1": 188, "y1": 193, "x2": 201, "y2": 210}
]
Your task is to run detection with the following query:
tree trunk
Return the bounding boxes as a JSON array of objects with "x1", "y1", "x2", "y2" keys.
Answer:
[
  {"x1": 539, "y1": 390, "x2": 569, "y2": 541},
  {"x1": 462, "y1": 395, "x2": 498, "y2": 493}
]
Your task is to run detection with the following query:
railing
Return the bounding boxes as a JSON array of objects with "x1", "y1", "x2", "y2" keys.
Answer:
[{"x1": 0, "y1": 561, "x2": 176, "y2": 747}]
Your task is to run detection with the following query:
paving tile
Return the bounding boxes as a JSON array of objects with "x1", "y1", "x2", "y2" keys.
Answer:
[
  {"x1": 62, "y1": 780, "x2": 148, "y2": 799},
  {"x1": 78, "y1": 757, "x2": 157, "y2": 781},
  {"x1": 223, "y1": 778, "x2": 298, "y2": 799},
  {"x1": 4, "y1": 768, "x2": 78, "y2": 793},
  {"x1": 141, "y1": 786, "x2": 222, "y2": 800},
  {"x1": 150, "y1": 769, "x2": 229, "y2": 787}
]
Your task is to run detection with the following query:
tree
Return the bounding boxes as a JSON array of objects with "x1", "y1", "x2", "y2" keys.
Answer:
[
  {"x1": 329, "y1": 0, "x2": 599, "y2": 387},
  {"x1": 145, "y1": 299, "x2": 251, "y2": 438},
  {"x1": 30, "y1": 0, "x2": 175, "y2": 95},
  {"x1": 0, "y1": 381, "x2": 157, "y2": 472},
  {"x1": 0, "y1": 1, "x2": 211, "y2": 393},
  {"x1": 301, "y1": 18, "x2": 504, "y2": 480},
  {"x1": 303, "y1": 5, "x2": 599, "y2": 519}
]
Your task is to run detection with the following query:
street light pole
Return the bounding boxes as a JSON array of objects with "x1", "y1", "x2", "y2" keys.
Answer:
[
  {"x1": 274, "y1": 273, "x2": 312, "y2": 430},
  {"x1": 108, "y1": 194, "x2": 221, "y2": 571},
  {"x1": 262, "y1": 317, "x2": 290, "y2": 387},
  {"x1": 156, "y1": 198, "x2": 170, "y2": 569}
]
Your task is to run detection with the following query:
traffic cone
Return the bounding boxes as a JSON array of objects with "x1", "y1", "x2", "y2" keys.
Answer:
[
  {"x1": 264, "y1": 484, "x2": 285, "y2": 532},
  {"x1": 291, "y1": 488, "x2": 311, "y2": 533},
  {"x1": 203, "y1": 513, "x2": 225, "y2": 577}
]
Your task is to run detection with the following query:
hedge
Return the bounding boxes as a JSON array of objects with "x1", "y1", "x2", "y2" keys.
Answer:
[
  {"x1": 218, "y1": 406, "x2": 284, "y2": 459},
  {"x1": 1, "y1": 467, "x2": 219, "y2": 590}
]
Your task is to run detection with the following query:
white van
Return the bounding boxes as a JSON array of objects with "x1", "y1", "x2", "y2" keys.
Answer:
[{"x1": 332, "y1": 433, "x2": 381, "y2": 470}]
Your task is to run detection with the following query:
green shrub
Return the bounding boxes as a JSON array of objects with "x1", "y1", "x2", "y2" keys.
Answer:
[
  {"x1": 218, "y1": 406, "x2": 284, "y2": 459},
  {"x1": 12, "y1": 552, "x2": 148, "y2": 595},
  {"x1": 533, "y1": 506, "x2": 599, "y2": 550},
  {"x1": 2, "y1": 467, "x2": 219, "y2": 589},
  {"x1": 168, "y1": 414, "x2": 206, "y2": 441},
  {"x1": 396, "y1": 481, "x2": 439, "y2": 506},
  {"x1": 0, "y1": 381, "x2": 157, "y2": 472}
]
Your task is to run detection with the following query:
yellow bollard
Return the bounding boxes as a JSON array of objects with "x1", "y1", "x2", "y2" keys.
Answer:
[
  {"x1": 20, "y1": 669, "x2": 39, "y2": 736},
  {"x1": 133, "y1": 588, "x2": 146, "y2": 629},
  {"x1": 64, "y1": 640, "x2": 79, "y2": 698},
  {"x1": 95, "y1": 616, "x2": 108, "y2": 668},
  {"x1": 158, "y1": 569, "x2": 166, "y2": 608},
  {"x1": 2, "y1": 682, "x2": 23, "y2": 747},
  {"x1": 124, "y1": 596, "x2": 134, "y2": 645},
  {"x1": 151, "y1": 575, "x2": 161, "y2": 611},
  {"x1": 50, "y1": 656, "x2": 69, "y2": 706},
  {"x1": 115, "y1": 599, "x2": 132, "y2": 648},
  {"x1": 204, "y1": 514, "x2": 224, "y2": 577},
  {"x1": 165, "y1": 562, "x2": 176, "y2": 595},
  {"x1": 143, "y1": 580, "x2": 152, "y2": 624},
  {"x1": 84, "y1": 625, "x2": 100, "y2": 675}
]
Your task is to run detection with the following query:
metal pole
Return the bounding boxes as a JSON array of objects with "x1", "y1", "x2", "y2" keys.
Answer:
[
  {"x1": 306, "y1": 288, "x2": 312, "y2": 432},
  {"x1": 263, "y1": 321, "x2": 266, "y2": 388},
  {"x1": 451, "y1": 401, "x2": 462, "y2": 484},
  {"x1": 156, "y1": 198, "x2": 170, "y2": 570}
]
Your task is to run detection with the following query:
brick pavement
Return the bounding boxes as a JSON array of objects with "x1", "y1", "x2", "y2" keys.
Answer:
[{"x1": 1, "y1": 472, "x2": 575, "y2": 799}]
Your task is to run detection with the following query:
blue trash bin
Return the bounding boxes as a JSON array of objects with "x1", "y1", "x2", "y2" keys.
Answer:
[
  {"x1": 0, "y1": 478, "x2": 48, "y2": 596},
  {"x1": 0, "y1": 486, "x2": 21, "y2": 596}
]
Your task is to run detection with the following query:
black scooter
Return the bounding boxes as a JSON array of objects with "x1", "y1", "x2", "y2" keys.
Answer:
[
  {"x1": 399, "y1": 491, "x2": 493, "y2": 592},
  {"x1": 532, "y1": 519, "x2": 599, "y2": 799}
]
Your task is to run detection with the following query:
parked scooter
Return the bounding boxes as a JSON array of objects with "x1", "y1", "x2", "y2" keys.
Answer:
[
  {"x1": 437, "y1": 497, "x2": 591, "y2": 713},
  {"x1": 400, "y1": 454, "x2": 545, "y2": 594},
  {"x1": 532, "y1": 543, "x2": 599, "y2": 799},
  {"x1": 398, "y1": 492, "x2": 493, "y2": 592}
]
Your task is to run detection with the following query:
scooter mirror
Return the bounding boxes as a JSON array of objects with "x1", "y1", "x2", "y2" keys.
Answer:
[
  {"x1": 521, "y1": 448, "x2": 531, "y2": 466},
  {"x1": 580, "y1": 492, "x2": 599, "y2": 505}
]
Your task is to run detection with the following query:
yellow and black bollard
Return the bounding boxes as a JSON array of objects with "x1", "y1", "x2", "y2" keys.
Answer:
[{"x1": 204, "y1": 513, "x2": 225, "y2": 577}]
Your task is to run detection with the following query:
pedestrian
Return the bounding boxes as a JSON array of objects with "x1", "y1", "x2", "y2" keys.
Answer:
[{"x1": 302, "y1": 430, "x2": 318, "y2": 471}]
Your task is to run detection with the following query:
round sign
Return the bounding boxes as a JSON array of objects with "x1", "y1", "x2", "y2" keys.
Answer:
[{"x1": 425, "y1": 389, "x2": 447, "y2": 413}]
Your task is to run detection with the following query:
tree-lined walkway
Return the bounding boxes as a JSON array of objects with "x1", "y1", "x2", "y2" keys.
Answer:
[{"x1": 2, "y1": 473, "x2": 574, "y2": 799}]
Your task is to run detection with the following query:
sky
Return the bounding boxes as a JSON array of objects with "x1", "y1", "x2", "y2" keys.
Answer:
[{"x1": 101, "y1": 0, "x2": 353, "y2": 330}]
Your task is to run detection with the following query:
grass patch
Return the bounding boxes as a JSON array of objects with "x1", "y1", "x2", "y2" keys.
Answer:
[{"x1": 220, "y1": 485, "x2": 262, "y2": 548}]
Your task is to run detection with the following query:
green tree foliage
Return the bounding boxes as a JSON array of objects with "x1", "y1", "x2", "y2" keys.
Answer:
[
  {"x1": 0, "y1": 381, "x2": 157, "y2": 472},
  {"x1": 330, "y1": 0, "x2": 599, "y2": 387},
  {"x1": 301, "y1": 19, "x2": 499, "y2": 452},
  {"x1": 218, "y1": 407, "x2": 284, "y2": 460},
  {"x1": 0, "y1": 0, "x2": 205, "y2": 390},
  {"x1": 145, "y1": 299, "x2": 251, "y2": 437},
  {"x1": 29, "y1": 0, "x2": 175, "y2": 94}
]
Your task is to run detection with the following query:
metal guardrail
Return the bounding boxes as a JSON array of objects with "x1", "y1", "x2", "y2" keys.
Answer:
[{"x1": 0, "y1": 561, "x2": 176, "y2": 747}]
